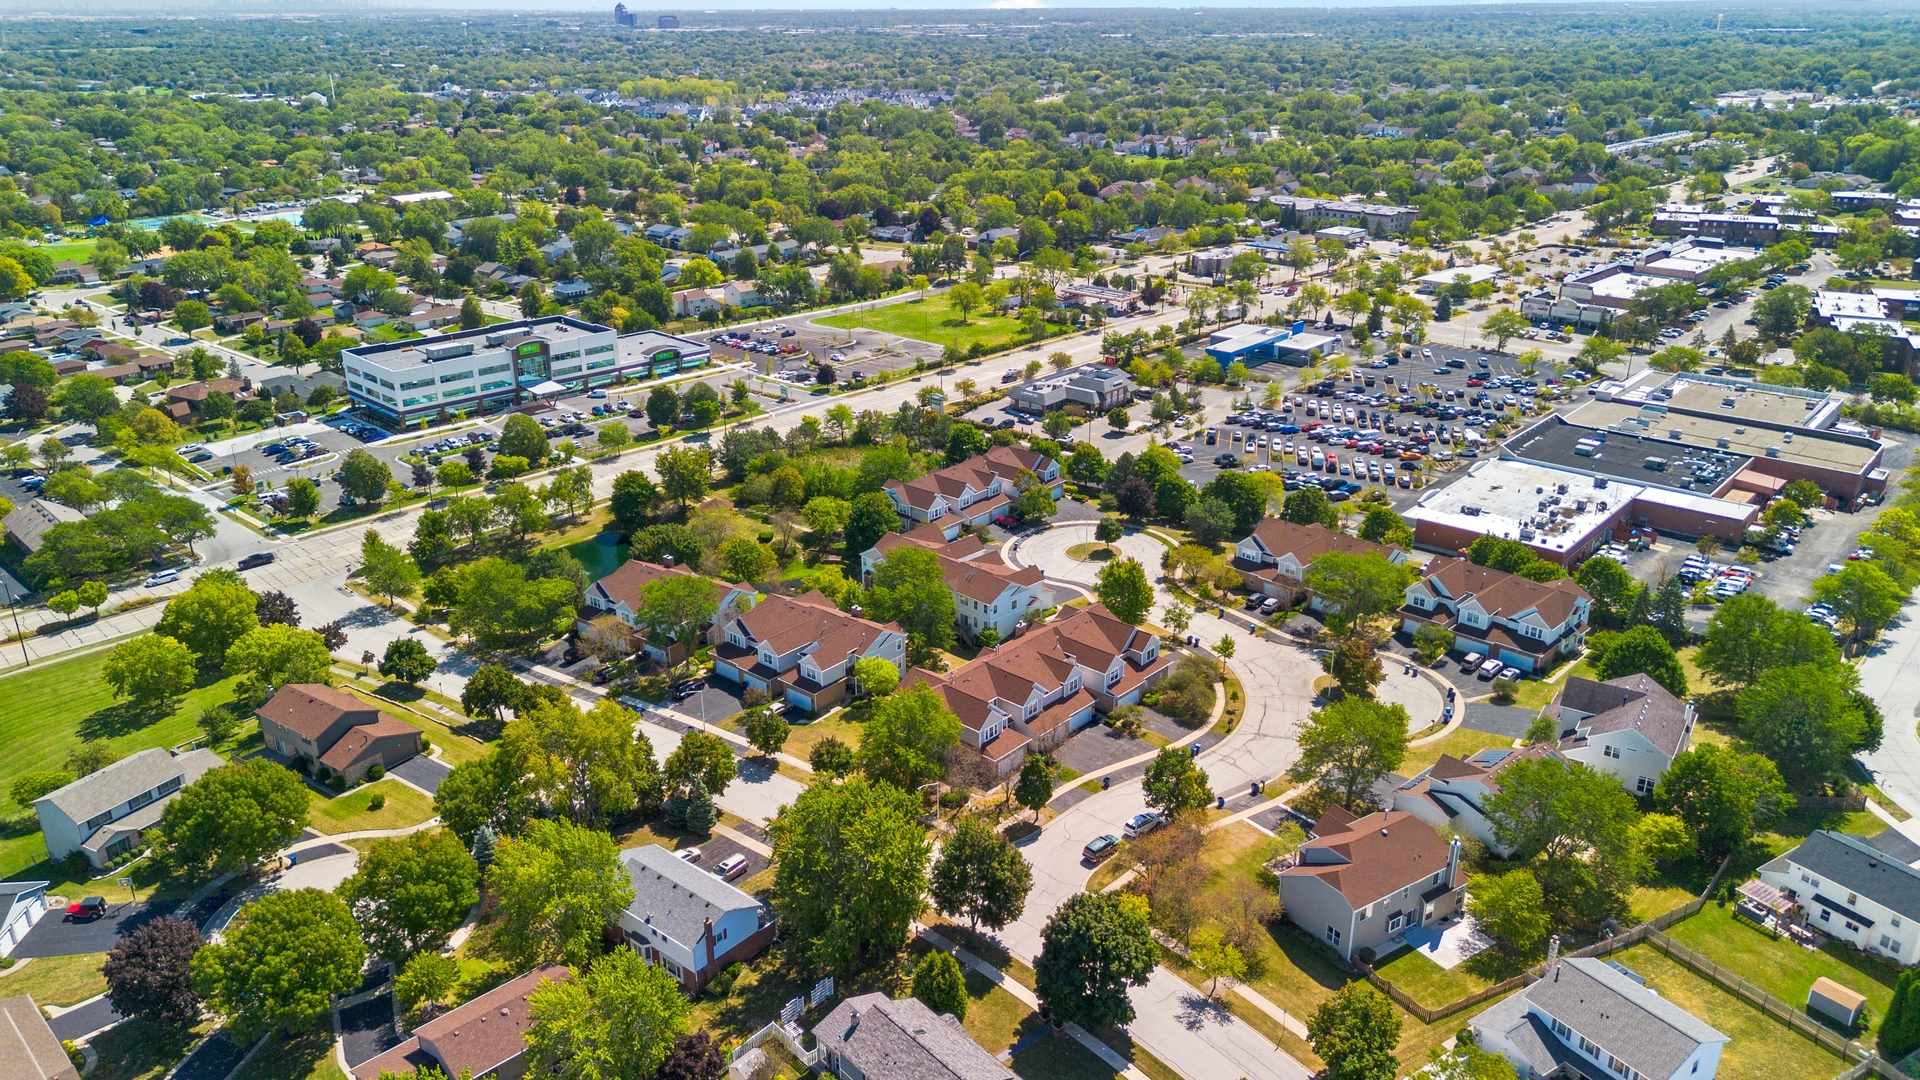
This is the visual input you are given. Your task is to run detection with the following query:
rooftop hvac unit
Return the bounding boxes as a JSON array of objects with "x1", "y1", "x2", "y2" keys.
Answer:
[
  {"x1": 423, "y1": 341, "x2": 474, "y2": 361},
  {"x1": 1717, "y1": 437, "x2": 1730, "y2": 449},
  {"x1": 1783, "y1": 431, "x2": 1794, "y2": 442},
  {"x1": 1670, "y1": 428, "x2": 1683, "y2": 440},
  {"x1": 1598, "y1": 501, "x2": 1610, "y2": 511},
  {"x1": 1766, "y1": 446, "x2": 1780, "y2": 458},
  {"x1": 1595, "y1": 477, "x2": 1610, "y2": 489},
  {"x1": 1576, "y1": 499, "x2": 1589, "y2": 511},
  {"x1": 1734, "y1": 426, "x2": 1747, "y2": 434},
  {"x1": 1461, "y1": 505, "x2": 1483, "y2": 517},
  {"x1": 1519, "y1": 528, "x2": 1536, "y2": 541},
  {"x1": 1557, "y1": 484, "x2": 1569, "y2": 494},
  {"x1": 1644, "y1": 457, "x2": 1668, "y2": 471}
]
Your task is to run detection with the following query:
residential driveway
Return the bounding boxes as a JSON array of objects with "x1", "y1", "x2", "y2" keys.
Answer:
[
  {"x1": 48, "y1": 996, "x2": 121, "y2": 1041},
  {"x1": 637, "y1": 718, "x2": 805, "y2": 827},
  {"x1": 1125, "y1": 967, "x2": 1312, "y2": 1080},
  {"x1": 1051, "y1": 723, "x2": 1156, "y2": 777},
  {"x1": 9, "y1": 899, "x2": 169, "y2": 959},
  {"x1": 675, "y1": 835, "x2": 768, "y2": 891},
  {"x1": 1465, "y1": 703, "x2": 1541, "y2": 738},
  {"x1": 340, "y1": 993, "x2": 404, "y2": 1067},
  {"x1": 389, "y1": 753, "x2": 450, "y2": 796},
  {"x1": 170, "y1": 1030, "x2": 250, "y2": 1080}
]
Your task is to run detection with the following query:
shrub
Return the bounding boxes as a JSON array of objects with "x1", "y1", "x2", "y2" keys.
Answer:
[
  {"x1": 367, "y1": 764, "x2": 385, "y2": 782},
  {"x1": 368, "y1": 793, "x2": 386, "y2": 811},
  {"x1": 328, "y1": 772, "x2": 347, "y2": 792},
  {"x1": 1490, "y1": 677, "x2": 1518, "y2": 704}
]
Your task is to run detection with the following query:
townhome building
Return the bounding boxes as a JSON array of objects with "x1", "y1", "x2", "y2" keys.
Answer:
[
  {"x1": 616, "y1": 844, "x2": 777, "y2": 992},
  {"x1": 0, "y1": 994, "x2": 79, "y2": 1080},
  {"x1": 1231, "y1": 519, "x2": 1408, "y2": 608},
  {"x1": 1392, "y1": 745, "x2": 1566, "y2": 857},
  {"x1": 1398, "y1": 557, "x2": 1591, "y2": 673},
  {"x1": 883, "y1": 445, "x2": 1062, "y2": 538},
  {"x1": 711, "y1": 591, "x2": 908, "y2": 712},
  {"x1": 1474, "y1": 954, "x2": 1728, "y2": 1080},
  {"x1": 907, "y1": 604, "x2": 1170, "y2": 775},
  {"x1": 1549, "y1": 674, "x2": 1695, "y2": 796},
  {"x1": 0, "y1": 881, "x2": 49, "y2": 958},
  {"x1": 1276, "y1": 805, "x2": 1466, "y2": 963},
  {"x1": 1760, "y1": 830, "x2": 1920, "y2": 965},
  {"x1": 579, "y1": 557, "x2": 756, "y2": 664},
  {"x1": 33, "y1": 747, "x2": 224, "y2": 868},
  {"x1": 859, "y1": 524, "x2": 1047, "y2": 644}
]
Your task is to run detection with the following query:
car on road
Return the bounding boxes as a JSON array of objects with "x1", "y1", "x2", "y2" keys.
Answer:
[
  {"x1": 1083, "y1": 835, "x2": 1121, "y2": 862},
  {"x1": 146, "y1": 569, "x2": 181, "y2": 587},
  {"x1": 1123, "y1": 811, "x2": 1164, "y2": 839},
  {"x1": 65, "y1": 897, "x2": 107, "y2": 921},
  {"x1": 237, "y1": 552, "x2": 276, "y2": 570},
  {"x1": 715, "y1": 853, "x2": 749, "y2": 880}
]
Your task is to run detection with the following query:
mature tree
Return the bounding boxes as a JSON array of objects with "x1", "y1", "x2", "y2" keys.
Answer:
[
  {"x1": 462, "y1": 663, "x2": 526, "y2": 724},
  {"x1": 225, "y1": 625, "x2": 334, "y2": 702},
  {"x1": 1202, "y1": 471, "x2": 1269, "y2": 537},
  {"x1": 1014, "y1": 753, "x2": 1055, "y2": 822},
  {"x1": 809, "y1": 737, "x2": 856, "y2": 778},
  {"x1": 769, "y1": 778, "x2": 930, "y2": 973},
  {"x1": 154, "y1": 759, "x2": 309, "y2": 876},
  {"x1": 1812, "y1": 561, "x2": 1905, "y2": 642},
  {"x1": 913, "y1": 950, "x2": 970, "y2": 1021},
  {"x1": 843, "y1": 491, "x2": 898, "y2": 564},
  {"x1": 192, "y1": 888, "x2": 366, "y2": 1041},
  {"x1": 1573, "y1": 557, "x2": 1637, "y2": 626},
  {"x1": 1426, "y1": 1038, "x2": 1520, "y2": 1080},
  {"x1": 854, "y1": 656, "x2": 901, "y2": 698},
  {"x1": 67, "y1": 741, "x2": 119, "y2": 777},
  {"x1": 1355, "y1": 503, "x2": 1413, "y2": 548},
  {"x1": 1883, "y1": 967, "x2": 1920, "y2": 1060},
  {"x1": 635, "y1": 574, "x2": 720, "y2": 667},
  {"x1": 1632, "y1": 811, "x2": 1696, "y2": 865},
  {"x1": 864, "y1": 546, "x2": 957, "y2": 660},
  {"x1": 857, "y1": 683, "x2": 962, "y2": 790},
  {"x1": 663, "y1": 729, "x2": 736, "y2": 798},
  {"x1": 284, "y1": 477, "x2": 322, "y2": 518},
  {"x1": 498, "y1": 414, "x2": 550, "y2": 465},
  {"x1": 1466, "y1": 870, "x2": 1551, "y2": 954},
  {"x1": 1281, "y1": 486, "x2": 1339, "y2": 529},
  {"x1": 487, "y1": 818, "x2": 634, "y2": 968},
  {"x1": 1308, "y1": 983, "x2": 1402, "y2": 1080},
  {"x1": 1289, "y1": 698, "x2": 1411, "y2": 811},
  {"x1": 1467, "y1": 536, "x2": 1563, "y2": 581},
  {"x1": 1322, "y1": 637, "x2": 1386, "y2": 699},
  {"x1": 379, "y1": 638, "x2": 436, "y2": 685},
  {"x1": 610, "y1": 470, "x2": 660, "y2": 532},
  {"x1": 507, "y1": 697, "x2": 664, "y2": 827},
  {"x1": 361, "y1": 531, "x2": 422, "y2": 606},
  {"x1": 449, "y1": 558, "x2": 579, "y2": 650},
  {"x1": 525, "y1": 949, "x2": 690, "y2": 1080},
  {"x1": 394, "y1": 952, "x2": 461, "y2": 1014},
  {"x1": 655, "y1": 445, "x2": 712, "y2": 509},
  {"x1": 1094, "y1": 557, "x2": 1155, "y2": 624},
  {"x1": 741, "y1": 708, "x2": 791, "y2": 758},
  {"x1": 657, "y1": 1032, "x2": 728, "y2": 1080},
  {"x1": 339, "y1": 830, "x2": 480, "y2": 961},
  {"x1": 1143, "y1": 746, "x2": 1213, "y2": 815},
  {"x1": 646, "y1": 385, "x2": 682, "y2": 430},
  {"x1": 103, "y1": 916, "x2": 203, "y2": 1031},
  {"x1": 434, "y1": 748, "x2": 541, "y2": 847},
  {"x1": 1189, "y1": 928, "x2": 1248, "y2": 999},
  {"x1": 1699, "y1": 594, "x2": 1838, "y2": 688},
  {"x1": 931, "y1": 817, "x2": 1032, "y2": 933},
  {"x1": 1485, "y1": 757, "x2": 1644, "y2": 920},
  {"x1": 103, "y1": 633, "x2": 196, "y2": 711},
  {"x1": 1185, "y1": 497, "x2": 1238, "y2": 548},
  {"x1": 1653, "y1": 745, "x2": 1791, "y2": 858},
  {"x1": 1589, "y1": 626, "x2": 1688, "y2": 698},
  {"x1": 10, "y1": 769, "x2": 71, "y2": 807},
  {"x1": 337, "y1": 448, "x2": 393, "y2": 505},
  {"x1": 1738, "y1": 663, "x2": 1871, "y2": 792},
  {"x1": 255, "y1": 590, "x2": 300, "y2": 628},
  {"x1": 1304, "y1": 551, "x2": 1415, "y2": 634},
  {"x1": 1034, "y1": 892, "x2": 1157, "y2": 1028},
  {"x1": 155, "y1": 571, "x2": 258, "y2": 664}
]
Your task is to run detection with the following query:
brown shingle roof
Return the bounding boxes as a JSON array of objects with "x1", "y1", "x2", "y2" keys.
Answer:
[
  {"x1": 1245, "y1": 518, "x2": 1402, "y2": 565},
  {"x1": 588, "y1": 558, "x2": 744, "y2": 612},
  {"x1": 909, "y1": 605, "x2": 1163, "y2": 735},
  {"x1": 942, "y1": 552, "x2": 1043, "y2": 605},
  {"x1": 255, "y1": 684, "x2": 380, "y2": 741},
  {"x1": 352, "y1": 965, "x2": 569, "y2": 1080},
  {"x1": 729, "y1": 592, "x2": 897, "y2": 667},
  {"x1": 1418, "y1": 557, "x2": 1588, "y2": 628},
  {"x1": 317, "y1": 715, "x2": 421, "y2": 770},
  {"x1": 1283, "y1": 809, "x2": 1460, "y2": 906},
  {"x1": 0, "y1": 994, "x2": 79, "y2": 1080}
]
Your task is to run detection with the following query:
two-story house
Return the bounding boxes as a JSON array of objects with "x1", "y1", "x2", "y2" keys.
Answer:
[
  {"x1": 1398, "y1": 557, "x2": 1591, "y2": 673},
  {"x1": 1231, "y1": 519, "x2": 1408, "y2": 608},
  {"x1": 1391, "y1": 745, "x2": 1566, "y2": 857},
  {"x1": 255, "y1": 684, "x2": 424, "y2": 784},
  {"x1": 711, "y1": 592, "x2": 908, "y2": 713},
  {"x1": 883, "y1": 445, "x2": 1062, "y2": 539},
  {"x1": 579, "y1": 557, "x2": 756, "y2": 664},
  {"x1": 616, "y1": 844, "x2": 776, "y2": 992},
  {"x1": 1549, "y1": 675, "x2": 1695, "y2": 796},
  {"x1": 813, "y1": 993, "x2": 1012, "y2": 1080},
  {"x1": 33, "y1": 748, "x2": 224, "y2": 868},
  {"x1": 860, "y1": 524, "x2": 1047, "y2": 644},
  {"x1": 351, "y1": 965, "x2": 569, "y2": 1080},
  {"x1": 905, "y1": 604, "x2": 1171, "y2": 775},
  {"x1": 1276, "y1": 805, "x2": 1466, "y2": 963},
  {"x1": 1474, "y1": 954, "x2": 1728, "y2": 1080},
  {"x1": 1760, "y1": 830, "x2": 1920, "y2": 965}
]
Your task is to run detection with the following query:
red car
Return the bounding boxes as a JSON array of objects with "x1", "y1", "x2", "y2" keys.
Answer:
[{"x1": 65, "y1": 897, "x2": 106, "y2": 921}]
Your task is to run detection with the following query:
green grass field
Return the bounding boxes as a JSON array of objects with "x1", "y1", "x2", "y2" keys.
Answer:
[
  {"x1": 816, "y1": 298, "x2": 1028, "y2": 352},
  {"x1": 1608, "y1": 943, "x2": 1850, "y2": 1080},
  {"x1": 0, "y1": 650, "x2": 247, "y2": 879},
  {"x1": 1664, "y1": 904, "x2": 1898, "y2": 1039},
  {"x1": 307, "y1": 779, "x2": 437, "y2": 834},
  {"x1": 0, "y1": 950, "x2": 109, "y2": 1007}
]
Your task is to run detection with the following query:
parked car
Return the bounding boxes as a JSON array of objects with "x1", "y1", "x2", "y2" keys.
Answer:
[
  {"x1": 65, "y1": 897, "x2": 107, "y2": 921},
  {"x1": 677, "y1": 847, "x2": 703, "y2": 863},
  {"x1": 715, "y1": 853, "x2": 749, "y2": 879},
  {"x1": 1497, "y1": 666, "x2": 1522, "y2": 682},
  {"x1": 1083, "y1": 835, "x2": 1121, "y2": 862},
  {"x1": 1477, "y1": 658, "x2": 1505, "y2": 679},
  {"x1": 1123, "y1": 812, "x2": 1164, "y2": 839}
]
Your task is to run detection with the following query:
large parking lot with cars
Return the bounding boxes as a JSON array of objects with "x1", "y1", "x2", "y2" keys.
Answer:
[{"x1": 707, "y1": 319, "x2": 932, "y2": 387}]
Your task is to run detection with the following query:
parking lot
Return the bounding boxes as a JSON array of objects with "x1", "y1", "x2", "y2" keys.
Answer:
[{"x1": 707, "y1": 319, "x2": 932, "y2": 385}]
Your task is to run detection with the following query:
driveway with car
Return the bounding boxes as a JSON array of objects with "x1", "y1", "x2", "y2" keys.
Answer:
[{"x1": 8, "y1": 897, "x2": 168, "y2": 959}]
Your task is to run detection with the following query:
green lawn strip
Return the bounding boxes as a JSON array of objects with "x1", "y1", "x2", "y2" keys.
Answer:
[
  {"x1": 1011, "y1": 1032, "x2": 1129, "y2": 1080},
  {"x1": 959, "y1": 968, "x2": 1039, "y2": 1054},
  {"x1": 1608, "y1": 942, "x2": 1848, "y2": 1080},
  {"x1": 88, "y1": 1018, "x2": 210, "y2": 1080},
  {"x1": 306, "y1": 778, "x2": 437, "y2": 834},
  {"x1": 0, "y1": 951, "x2": 107, "y2": 1007},
  {"x1": 780, "y1": 709, "x2": 867, "y2": 764},
  {"x1": 816, "y1": 300, "x2": 1026, "y2": 352},
  {"x1": 1662, "y1": 904, "x2": 1897, "y2": 1040},
  {"x1": 1220, "y1": 991, "x2": 1323, "y2": 1071},
  {"x1": 227, "y1": 1028, "x2": 347, "y2": 1080},
  {"x1": 332, "y1": 680, "x2": 491, "y2": 766}
]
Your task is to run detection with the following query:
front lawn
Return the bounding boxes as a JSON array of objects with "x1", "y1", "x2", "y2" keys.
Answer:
[
  {"x1": 307, "y1": 779, "x2": 437, "y2": 834},
  {"x1": 1400, "y1": 727, "x2": 1517, "y2": 777},
  {"x1": 0, "y1": 950, "x2": 107, "y2": 1006},
  {"x1": 1607, "y1": 943, "x2": 1849, "y2": 1080},
  {"x1": 1663, "y1": 903, "x2": 1898, "y2": 1039},
  {"x1": 780, "y1": 709, "x2": 868, "y2": 763},
  {"x1": 88, "y1": 1018, "x2": 210, "y2": 1080},
  {"x1": 227, "y1": 1028, "x2": 346, "y2": 1080},
  {"x1": 816, "y1": 299, "x2": 1029, "y2": 353}
]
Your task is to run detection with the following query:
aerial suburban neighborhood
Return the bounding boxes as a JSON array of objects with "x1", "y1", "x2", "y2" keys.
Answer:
[{"x1": 3, "y1": 5, "x2": 1920, "y2": 1080}]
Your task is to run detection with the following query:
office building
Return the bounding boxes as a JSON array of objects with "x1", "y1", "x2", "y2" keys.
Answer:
[{"x1": 1009, "y1": 364, "x2": 1134, "y2": 413}]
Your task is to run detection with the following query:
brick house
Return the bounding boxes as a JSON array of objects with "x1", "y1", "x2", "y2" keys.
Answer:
[{"x1": 255, "y1": 684, "x2": 423, "y2": 783}]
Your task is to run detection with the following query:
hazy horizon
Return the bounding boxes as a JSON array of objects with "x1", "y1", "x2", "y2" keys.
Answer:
[{"x1": 0, "y1": 0, "x2": 1818, "y2": 13}]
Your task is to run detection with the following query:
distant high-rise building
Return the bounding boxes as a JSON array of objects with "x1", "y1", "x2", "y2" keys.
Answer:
[
  {"x1": 659, "y1": 14, "x2": 680, "y2": 28},
  {"x1": 614, "y1": 3, "x2": 638, "y2": 27}
]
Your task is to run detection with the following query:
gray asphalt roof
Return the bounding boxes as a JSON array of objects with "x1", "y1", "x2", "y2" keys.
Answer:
[
  {"x1": 35, "y1": 748, "x2": 223, "y2": 824},
  {"x1": 1774, "y1": 830, "x2": 1920, "y2": 924},
  {"x1": 620, "y1": 844, "x2": 760, "y2": 951},
  {"x1": 1527, "y1": 958, "x2": 1726, "y2": 1080},
  {"x1": 814, "y1": 993, "x2": 1013, "y2": 1080}
]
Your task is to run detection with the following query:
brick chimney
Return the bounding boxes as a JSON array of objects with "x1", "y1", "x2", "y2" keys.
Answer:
[{"x1": 703, "y1": 916, "x2": 716, "y2": 975}]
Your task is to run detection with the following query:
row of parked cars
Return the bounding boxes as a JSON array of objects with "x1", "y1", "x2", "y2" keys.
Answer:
[
  {"x1": 259, "y1": 435, "x2": 327, "y2": 465},
  {"x1": 1461, "y1": 651, "x2": 1524, "y2": 683}
]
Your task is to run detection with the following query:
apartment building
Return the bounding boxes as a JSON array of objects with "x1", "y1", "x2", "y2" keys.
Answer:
[
  {"x1": 711, "y1": 591, "x2": 908, "y2": 712},
  {"x1": 1399, "y1": 557, "x2": 1591, "y2": 673},
  {"x1": 883, "y1": 444, "x2": 1062, "y2": 539},
  {"x1": 860, "y1": 524, "x2": 1047, "y2": 644},
  {"x1": 1276, "y1": 805, "x2": 1466, "y2": 963},
  {"x1": 1231, "y1": 519, "x2": 1407, "y2": 608}
]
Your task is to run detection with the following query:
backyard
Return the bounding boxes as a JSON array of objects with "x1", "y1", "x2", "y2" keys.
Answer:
[
  {"x1": 1663, "y1": 903, "x2": 1899, "y2": 1041},
  {"x1": 1606, "y1": 942, "x2": 1852, "y2": 1080},
  {"x1": 816, "y1": 298, "x2": 1031, "y2": 353}
]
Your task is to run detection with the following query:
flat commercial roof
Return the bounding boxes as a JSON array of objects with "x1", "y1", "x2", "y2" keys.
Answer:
[
  {"x1": 1406, "y1": 458, "x2": 1635, "y2": 557},
  {"x1": 1506, "y1": 415, "x2": 1754, "y2": 493},
  {"x1": 1565, "y1": 399, "x2": 1881, "y2": 474},
  {"x1": 1655, "y1": 379, "x2": 1834, "y2": 428},
  {"x1": 343, "y1": 316, "x2": 611, "y2": 372},
  {"x1": 1415, "y1": 264, "x2": 1499, "y2": 287}
]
